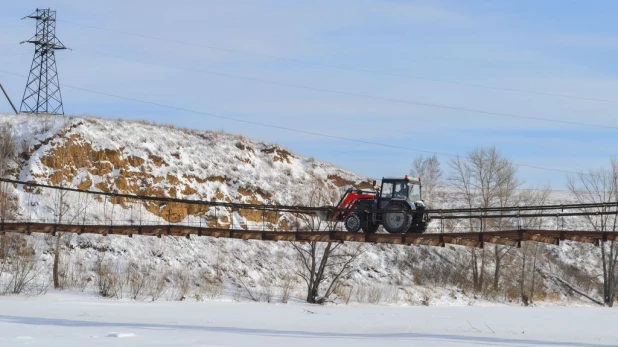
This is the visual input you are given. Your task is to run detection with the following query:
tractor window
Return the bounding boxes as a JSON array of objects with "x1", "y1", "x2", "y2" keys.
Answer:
[
  {"x1": 393, "y1": 182, "x2": 408, "y2": 199},
  {"x1": 409, "y1": 184, "x2": 421, "y2": 202},
  {"x1": 381, "y1": 182, "x2": 393, "y2": 198}
]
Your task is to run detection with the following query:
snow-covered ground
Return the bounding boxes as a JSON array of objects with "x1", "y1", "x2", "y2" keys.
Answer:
[{"x1": 0, "y1": 291, "x2": 615, "y2": 347}]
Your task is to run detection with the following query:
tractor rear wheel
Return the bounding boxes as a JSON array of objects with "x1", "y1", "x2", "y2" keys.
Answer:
[
  {"x1": 344, "y1": 213, "x2": 362, "y2": 233},
  {"x1": 383, "y1": 204, "x2": 411, "y2": 234}
]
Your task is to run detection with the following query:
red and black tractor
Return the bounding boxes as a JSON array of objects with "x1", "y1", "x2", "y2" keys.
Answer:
[{"x1": 317, "y1": 176, "x2": 430, "y2": 234}]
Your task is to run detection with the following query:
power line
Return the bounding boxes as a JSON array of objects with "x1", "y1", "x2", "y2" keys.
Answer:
[
  {"x1": 0, "y1": 68, "x2": 595, "y2": 177},
  {"x1": 0, "y1": 19, "x2": 19, "y2": 26},
  {"x1": 434, "y1": 184, "x2": 572, "y2": 194},
  {"x1": 68, "y1": 47, "x2": 618, "y2": 131},
  {"x1": 59, "y1": 20, "x2": 618, "y2": 105}
]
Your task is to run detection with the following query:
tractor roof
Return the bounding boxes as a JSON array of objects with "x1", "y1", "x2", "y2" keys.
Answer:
[{"x1": 381, "y1": 176, "x2": 421, "y2": 184}]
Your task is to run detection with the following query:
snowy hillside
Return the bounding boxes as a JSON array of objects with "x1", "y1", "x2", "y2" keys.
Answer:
[
  {"x1": 2, "y1": 114, "x2": 373, "y2": 224},
  {"x1": 0, "y1": 113, "x2": 610, "y2": 307}
]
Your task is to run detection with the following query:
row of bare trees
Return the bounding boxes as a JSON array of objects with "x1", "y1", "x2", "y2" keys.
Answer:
[{"x1": 412, "y1": 148, "x2": 618, "y2": 306}]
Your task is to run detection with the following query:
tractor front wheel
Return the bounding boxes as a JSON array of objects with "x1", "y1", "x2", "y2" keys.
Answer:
[
  {"x1": 344, "y1": 213, "x2": 362, "y2": 233},
  {"x1": 383, "y1": 204, "x2": 411, "y2": 234}
]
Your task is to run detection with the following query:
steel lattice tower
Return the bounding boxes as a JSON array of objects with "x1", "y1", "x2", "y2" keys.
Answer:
[{"x1": 20, "y1": 8, "x2": 68, "y2": 115}]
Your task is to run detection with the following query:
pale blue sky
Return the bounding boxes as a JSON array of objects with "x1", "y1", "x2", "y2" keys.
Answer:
[{"x1": 0, "y1": 1, "x2": 617, "y2": 189}]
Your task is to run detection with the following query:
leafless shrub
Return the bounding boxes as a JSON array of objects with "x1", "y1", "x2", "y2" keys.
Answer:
[
  {"x1": 232, "y1": 284, "x2": 242, "y2": 301},
  {"x1": 412, "y1": 267, "x2": 423, "y2": 285},
  {"x1": 200, "y1": 272, "x2": 223, "y2": 300},
  {"x1": 355, "y1": 285, "x2": 368, "y2": 303},
  {"x1": 367, "y1": 285, "x2": 383, "y2": 304},
  {"x1": 93, "y1": 254, "x2": 118, "y2": 298},
  {"x1": 146, "y1": 269, "x2": 167, "y2": 301},
  {"x1": 402, "y1": 290, "x2": 414, "y2": 304},
  {"x1": 279, "y1": 274, "x2": 295, "y2": 303},
  {"x1": 37, "y1": 115, "x2": 55, "y2": 134},
  {"x1": 386, "y1": 286, "x2": 401, "y2": 304},
  {"x1": 166, "y1": 268, "x2": 190, "y2": 301},
  {"x1": 344, "y1": 286, "x2": 354, "y2": 304},
  {"x1": 59, "y1": 252, "x2": 90, "y2": 292},
  {"x1": 333, "y1": 285, "x2": 353, "y2": 304},
  {"x1": 237, "y1": 277, "x2": 260, "y2": 302},
  {"x1": 531, "y1": 282, "x2": 552, "y2": 303},
  {"x1": 450, "y1": 289, "x2": 458, "y2": 300},
  {"x1": 482, "y1": 284, "x2": 500, "y2": 301},
  {"x1": 421, "y1": 290, "x2": 432, "y2": 306},
  {"x1": 392, "y1": 270, "x2": 405, "y2": 286},
  {"x1": 261, "y1": 279, "x2": 274, "y2": 303},
  {"x1": 128, "y1": 263, "x2": 147, "y2": 300},
  {"x1": 0, "y1": 236, "x2": 46, "y2": 295},
  {"x1": 544, "y1": 292, "x2": 562, "y2": 303}
]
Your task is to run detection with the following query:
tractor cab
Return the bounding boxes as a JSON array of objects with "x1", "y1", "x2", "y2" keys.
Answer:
[
  {"x1": 377, "y1": 176, "x2": 423, "y2": 210},
  {"x1": 372, "y1": 175, "x2": 429, "y2": 233}
]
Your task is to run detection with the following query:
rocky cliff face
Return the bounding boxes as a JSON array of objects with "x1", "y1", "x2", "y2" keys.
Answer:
[{"x1": 3, "y1": 114, "x2": 371, "y2": 227}]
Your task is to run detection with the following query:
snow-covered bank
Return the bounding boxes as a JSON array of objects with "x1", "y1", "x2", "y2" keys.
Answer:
[
  {"x1": 0, "y1": 113, "x2": 612, "y2": 306},
  {"x1": 0, "y1": 291, "x2": 615, "y2": 347}
]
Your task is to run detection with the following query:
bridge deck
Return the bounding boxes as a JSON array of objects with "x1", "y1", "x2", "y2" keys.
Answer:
[{"x1": 1, "y1": 222, "x2": 616, "y2": 248}]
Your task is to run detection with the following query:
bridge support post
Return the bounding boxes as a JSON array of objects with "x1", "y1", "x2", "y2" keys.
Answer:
[{"x1": 600, "y1": 232, "x2": 608, "y2": 247}]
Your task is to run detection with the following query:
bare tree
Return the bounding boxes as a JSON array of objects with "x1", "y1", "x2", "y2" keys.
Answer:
[
  {"x1": 0, "y1": 124, "x2": 18, "y2": 260},
  {"x1": 291, "y1": 179, "x2": 364, "y2": 304},
  {"x1": 0, "y1": 124, "x2": 17, "y2": 219},
  {"x1": 567, "y1": 158, "x2": 618, "y2": 306},
  {"x1": 49, "y1": 139, "x2": 72, "y2": 289},
  {"x1": 410, "y1": 154, "x2": 442, "y2": 204},
  {"x1": 448, "y1": 146, "x2": 521, "y2": 293},
  {"x1": 513, "y1": 187, "x2": 551, "y2": 304},
  {"x1": 47, "y1": 125, "x2": 92, "y2": 289}
]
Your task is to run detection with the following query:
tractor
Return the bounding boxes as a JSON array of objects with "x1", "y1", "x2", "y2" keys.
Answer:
[{"x1": 317, "y1": 176, "x2": 430, "y2": 234}]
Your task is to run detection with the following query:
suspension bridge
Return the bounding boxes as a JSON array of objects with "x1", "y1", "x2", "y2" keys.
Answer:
[{"x1": 1, "y1": 178, "x2": 617, "y2": 249}]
